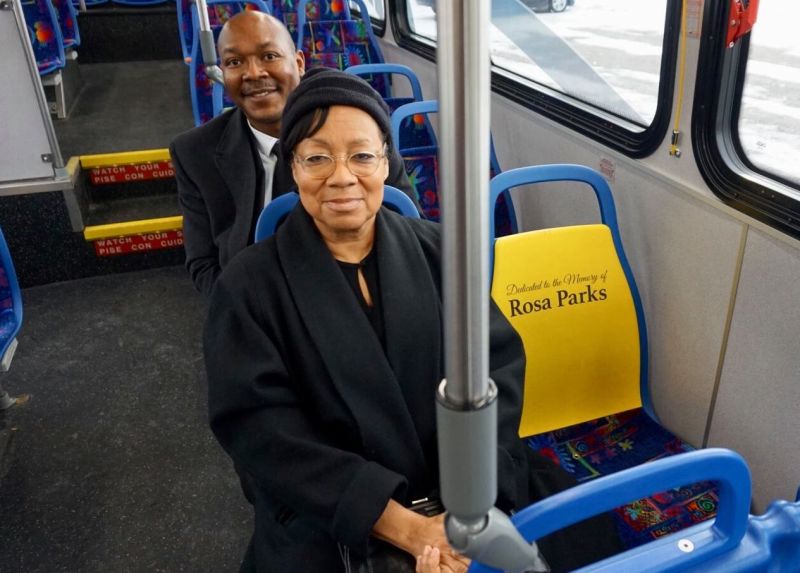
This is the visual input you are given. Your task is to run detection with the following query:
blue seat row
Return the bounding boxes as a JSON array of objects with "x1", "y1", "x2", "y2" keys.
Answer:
[
  {"x1": 22, "y1": 0, "x2": 80, "y2": 76},
  {"x1": 183, "y1": 0, "x2": 389, "y2": 125},
  {"x1": 389, "y1": 98, "x2": 517, "y2": 237},
  {"x1": 69, "y1": 0, "x2": 169, "y2": 5}
]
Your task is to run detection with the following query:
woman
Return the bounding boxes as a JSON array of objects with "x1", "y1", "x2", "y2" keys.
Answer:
[{"x1": 205, "y1": 68, "x2": 617, "y2": 572}]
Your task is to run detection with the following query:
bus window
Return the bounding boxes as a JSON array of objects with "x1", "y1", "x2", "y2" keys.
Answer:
[
  {"x1": 694, "y1": 1, "x2": 800, "y2": 238},
  {"x1": 736, "y1": 3, "x2": 800, "y2": 188},
  {"x1": 490, "y1": 1, "x2": 667, "y2": 127},
  {"x1": 398, "y1": 0, "x2": 680, "y2": 156},
  {"x1": 406, "y1": 0, "x2": 433, "y2": 39}
]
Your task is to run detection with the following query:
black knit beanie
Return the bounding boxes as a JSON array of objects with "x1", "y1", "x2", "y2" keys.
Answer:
[{"x1": 279, "y1": 67, "x2": 393, "y2": 159}]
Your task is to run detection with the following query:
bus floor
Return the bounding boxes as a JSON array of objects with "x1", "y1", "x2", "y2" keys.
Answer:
[
  {"x1": 54, "y1": 60, "x2": 195, "y2": 158},
  {"x1": 0, "y1": 266, "x2": 251, "y2": 572}
]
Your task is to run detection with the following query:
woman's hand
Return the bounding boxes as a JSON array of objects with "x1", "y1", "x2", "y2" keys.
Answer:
[
  {"x1": 373, "y1": 501, "x2": 470, "y2": 572},
  {"x1": 416, "y1": 545, "x2": 440, "y2": 573},
  {"x1": 416, "y1": 544, "x2": 471, "y2": 573}
]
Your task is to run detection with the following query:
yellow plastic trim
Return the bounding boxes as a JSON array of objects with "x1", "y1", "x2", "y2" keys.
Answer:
[
  {"x1": 79, "y1": 149, "x2": 171, "y2": 169},
  {"x1": 65, "y1": 155, "x2": 81, "y2": 178},
  {"x1": 83, "y1": 216, "x2": 183, "y2": 241}
]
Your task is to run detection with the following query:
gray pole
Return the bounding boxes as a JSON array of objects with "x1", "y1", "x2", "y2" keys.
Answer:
[
  {"x1": 437, "y1": 0, "x2": 489, "y2": 409},
  {"x1": 195, "y1": 0, "x2": 224, "y2": 84},
  {"x1": 435, "y1": 2, "x2": 548, "y2": 570}
]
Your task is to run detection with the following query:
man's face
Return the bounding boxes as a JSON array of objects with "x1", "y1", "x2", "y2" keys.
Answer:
[{"x1": 218, "y1": 13, "x2": 305, "y2": 137}]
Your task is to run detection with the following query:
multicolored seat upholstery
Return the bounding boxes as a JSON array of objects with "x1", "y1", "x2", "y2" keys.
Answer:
[
  {"x1": 189, "y1": 0, "x2": 272, "y2": 126},
  {"x1": 21, "y1": 0, "x2": 66, "y2": 76},
  {"x1": 489, "y1": 164, "x2": 718, "y2": 550},
  {"x1": 294, "y1": 0, "x2": 388, "y2": 97},
  {"x1": 51, "y1": 0, "x2": 80, "y2": 48},
  {"x1": 390, "y1": 100, "x2": 517, "y2": 236},
  {"x1": 269, "y1": 0, "x2": 299, "y2": 42}
]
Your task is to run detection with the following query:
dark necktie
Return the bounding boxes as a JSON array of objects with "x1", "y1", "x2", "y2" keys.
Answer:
[{"x1": 271, "y1": 141, "x2": 295, "y2": 200}]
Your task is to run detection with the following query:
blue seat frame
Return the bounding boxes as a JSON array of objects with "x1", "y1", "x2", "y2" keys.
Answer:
[
  {"x1": 490, "y1": 164, "x2": 651, "y2": 414},
  {"x1": 0, "y1": 226, "x2": 22, "y2": 364},
  {"x1": 390, "y1": 99, "x2": 516, "y2": 235},
  {"x1": 488, "y1": 165, "x2": 734, "y2": 551},
  {"x1": 254, "y1": 186, "x2": 419, "y2": 242},
  {"x1": 0, "y1": 225, "x2": 23, "y2": 410},
  {"x1": 348, "y1": 63, "x2": 437, "y2": 150},
  {"x1": 470, "y1": 449, "x2": 800, "y2": 572}
]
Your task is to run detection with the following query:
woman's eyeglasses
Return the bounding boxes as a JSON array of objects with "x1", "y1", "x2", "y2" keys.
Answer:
[{"x1": 293, "y1": 148, "x2": 387, "y2": 179}]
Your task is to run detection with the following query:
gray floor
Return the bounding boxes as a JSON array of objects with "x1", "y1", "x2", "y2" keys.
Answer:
[
  {"x1": 54, "y1": 60, "x2": 195, "y2": 158},
  {"x1": 0, "y1": 267, "x2": 251, "y2": 573}
]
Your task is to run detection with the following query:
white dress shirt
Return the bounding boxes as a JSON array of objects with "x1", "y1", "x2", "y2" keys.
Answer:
[{"x1": 248, "y1": 121, "x2": 279, "y2": 209}]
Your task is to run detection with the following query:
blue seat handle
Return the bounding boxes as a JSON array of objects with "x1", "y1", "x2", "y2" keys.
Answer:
[
  {"x1": 383, "y1": 185, "x2": 420, "y2": 219},
  {"x1": 254, "y1": 186, "x2": 419, "y2": 242},
  {"x1": 345, "y1": 63, "x2": 424, "y2": 102},
  {"x1": 390, "y1": 100, "x2": 439, "y2": 153},
  {"x1": 469, "y1": 448, "x2": 751, "y2": 573},
  {"x1": 489, "y1": 164, "x2": 619, "y2": 246},
  {"x1": 254, "y1": 192, "x2": 300, "y2": 242}
]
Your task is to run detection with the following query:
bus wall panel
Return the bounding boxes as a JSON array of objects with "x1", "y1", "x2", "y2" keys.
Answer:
[
  {"x1": 708, "y1": 227, "x2": 800, "y2": 513},
  {"x1": 489, "y1": 99, "x2": 745, "y2": 447},
  {"x1": 382, "y1": 43, "x2": 749, "y2": 453}
]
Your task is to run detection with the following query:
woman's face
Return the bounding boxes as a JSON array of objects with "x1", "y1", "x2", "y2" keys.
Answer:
[{"x1": 291, "y1": 105, "x2": 389, "y2": 241}]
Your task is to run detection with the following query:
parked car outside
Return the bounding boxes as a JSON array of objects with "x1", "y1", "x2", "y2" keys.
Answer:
[{"x1": 523, "y1": 0, "x2": 575, "y2": 13}]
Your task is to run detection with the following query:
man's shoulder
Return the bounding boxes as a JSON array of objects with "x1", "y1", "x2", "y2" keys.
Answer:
[
  {"x1": 219, "y1": 238, "x2": 281, "y2": 288},
  {"x1": 171, "y1": 108, "x2": 240, "y2": 152}
]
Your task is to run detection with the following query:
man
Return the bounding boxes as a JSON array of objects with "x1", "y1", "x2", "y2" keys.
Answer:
[{"x1": 170, "y1": 11, "x2": 415, "y2": 297}]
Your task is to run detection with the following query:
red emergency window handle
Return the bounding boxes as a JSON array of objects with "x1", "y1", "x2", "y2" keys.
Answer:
[{"x1": 727, "y1": 0, "x2": 759, "y2": 47}]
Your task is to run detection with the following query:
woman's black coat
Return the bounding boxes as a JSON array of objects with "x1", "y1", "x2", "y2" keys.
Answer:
[{"x1": 204, "y1": 206, "x2": 531, "y2": 571}]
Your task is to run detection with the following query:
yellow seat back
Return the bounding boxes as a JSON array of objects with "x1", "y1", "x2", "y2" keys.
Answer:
[{"x1": 491, "y1": 224, "x2": 641, "y2": 437}]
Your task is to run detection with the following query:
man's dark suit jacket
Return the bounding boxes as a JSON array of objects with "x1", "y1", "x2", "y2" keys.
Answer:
[{"x1": 169, "y1": 107, "x2": 416, "y2": 297}]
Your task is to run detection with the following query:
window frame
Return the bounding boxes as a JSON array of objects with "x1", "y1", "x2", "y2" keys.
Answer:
[
  {"x1": 389, "y1": 0, "x2": 682, "y2": 158},
  {"x1": 692, "y1": 0, "x2": 800, "y2": 238},
  {"x1": 351, "y1": 0, "x2": 387, "y2": 37}
]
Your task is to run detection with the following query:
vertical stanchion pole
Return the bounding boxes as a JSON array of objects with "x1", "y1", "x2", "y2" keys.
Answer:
[
  {"x1": 438, "y1": 0, "x2": 490, "y2": 409},
  {"x1": 196, "y1": 0, "x2": 223, "y2": 84},
  {"x1": 435, "y1": 2, "x2": 548, "y2": 570}
]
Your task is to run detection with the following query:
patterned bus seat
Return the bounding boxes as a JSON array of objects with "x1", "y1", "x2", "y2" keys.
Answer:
[{"x1": 21, "y1": 0, "x2": 66, "y2": 76}]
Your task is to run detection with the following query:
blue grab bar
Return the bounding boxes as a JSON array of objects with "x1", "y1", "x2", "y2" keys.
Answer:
[
  {"x1": 346, "y1": 63, "x2": 425, "y2": 102},
  {"x1": 470, "y1": 449, "x2": 752, "y2": 573}
]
